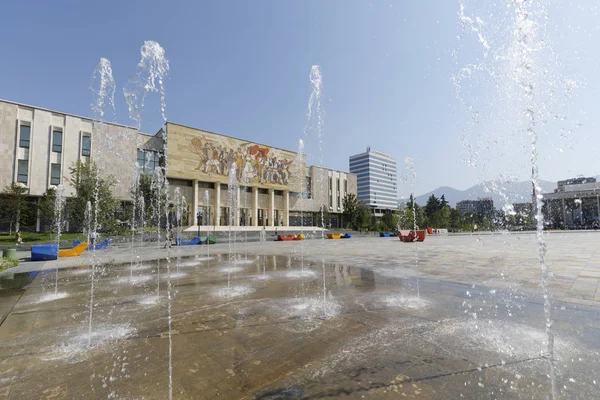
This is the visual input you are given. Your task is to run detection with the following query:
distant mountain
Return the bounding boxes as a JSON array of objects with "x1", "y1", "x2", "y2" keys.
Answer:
[{"x1": 407, "y1": 180, "x2": 557, "y2": 208}]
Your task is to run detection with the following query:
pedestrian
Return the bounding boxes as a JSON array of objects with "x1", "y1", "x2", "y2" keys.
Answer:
[
  {"x1": 164, "y1": 228, "x2": 174, "y2": 249},
  {"x1": 90, "y1": 231, "x2": 97, "y2": 246},
  {"x1": 15, "y1": 230, "x2": 22, "y2": 245}
]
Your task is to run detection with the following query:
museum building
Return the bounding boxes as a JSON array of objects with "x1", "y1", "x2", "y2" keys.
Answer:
[{"x1": 0, "y1": 99, "x2": 356, "y2": 231}]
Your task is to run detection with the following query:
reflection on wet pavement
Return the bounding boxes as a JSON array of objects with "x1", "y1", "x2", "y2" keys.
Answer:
[{"x1": 0, "y1": 251, "x2": 599, "y2": 399}]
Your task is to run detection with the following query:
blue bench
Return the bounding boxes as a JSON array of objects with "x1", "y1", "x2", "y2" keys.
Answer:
[
  {"x1": 176, "y1": 237, "x2": 202, "y2": 246},
  {"x1": 74, "y1": 239, "x2": 110, "y2": 250},
  {"x1": 31, "y1": 244, "x2": 58, "y2": 261}
]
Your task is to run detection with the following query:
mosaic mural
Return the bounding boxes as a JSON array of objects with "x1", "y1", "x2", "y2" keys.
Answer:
[{"x1": 167, "y1": 123, "x2": 304, "y2": 190}]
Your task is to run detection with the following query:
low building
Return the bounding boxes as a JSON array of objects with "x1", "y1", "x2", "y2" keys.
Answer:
[
  {"x1": 0, "y1": 99, "x2": 356, "y2": 231},
  {"x1": 456, "y1": 198, "x2": 494, "y2": 219},
  {"x1": 456, "y1": 200, "x2": 477, "y2": 215},
  {"x1": 541, "y1": 177, "x2": 600, "y2": 228}
]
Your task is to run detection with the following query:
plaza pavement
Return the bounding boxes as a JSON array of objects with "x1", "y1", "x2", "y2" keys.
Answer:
[{"x1": 4, "y1": 230, "x2": 600, "y2": 307}]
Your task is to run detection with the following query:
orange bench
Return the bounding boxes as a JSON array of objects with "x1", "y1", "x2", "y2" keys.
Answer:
[{"x1": 58, "y1": 242, "x2": 88, "y2": 257}]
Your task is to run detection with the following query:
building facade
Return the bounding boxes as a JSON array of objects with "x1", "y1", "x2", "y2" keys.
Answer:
[
  {"x1": 165, "y1": 122, "x2": 356, "y2": 229},
  {"x1": 541, "y1": 177, "x2": 600, "y2": 228},
  {"x1": 349, "y1": 148, "x2": 397, "y2": 215},
  {"x1": 0, "y1": 99, "x2": 356, "y2": 231},
  {"x1": 456, "y1": 197, "x2": 494, "y2": 219}
]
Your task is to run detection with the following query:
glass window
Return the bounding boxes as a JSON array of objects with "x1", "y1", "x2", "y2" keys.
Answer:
[
  {"x1": 17, "y1": 160, "x2": 28, "y2": 184},
  {"x1": 82, "y1": 135, "x2": 91, "y2": 157},
  {"x1": 51, "y1": 163, "x2": 61, "y2": 185},
  {"x1": 198, "y1": 181, "x2": 213, "y2": 188},
  {"x1": 52, "y1": 130, "x2": 62, "y2": 153},
  {"x1": 137, "y1": 149, "x2": 145, "y2": 167},
  {"x1": 19, "y1": 125, "x2": 31, "y2": 148},
  {"x1": 149, "y1": 152, "x2": 159, "y2": 171}
]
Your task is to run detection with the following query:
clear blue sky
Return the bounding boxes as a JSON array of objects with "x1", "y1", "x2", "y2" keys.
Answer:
[{"x1": 1, "y1": 0, "x2": 598, "y2": 198}]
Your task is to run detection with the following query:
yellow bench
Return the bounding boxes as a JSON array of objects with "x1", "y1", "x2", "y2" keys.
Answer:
[
  {"x1": 58, "y1": 242, "x2": 88, "y2": 257},
  {"x1": 326, "y1": 233, "x2": 341, "y2": 239}
]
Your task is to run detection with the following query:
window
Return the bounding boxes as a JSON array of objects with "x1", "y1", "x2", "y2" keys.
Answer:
[
  {"x1": 137, "y1": 149, "x2": 145, "y2": 166},
  {"x1": 19, "y1": 124, "x2": 31, "y2": 148},
  {"x1": 258, "y1": 188, "x2": 268, "y2": 194},
  {"x1": 17, "y1": 160, "x2": 28, "y2": 184},
  {"x1": 168, "y1": 178, "x2": 192, "y2": 187},
  {"x1": 220, "y1": 183, "x2": 228, "y2": 190},
  {"x1": 329, "y1": 178, "x2": 332, "y2": 191},
  {"x1": 337, "y1": 178, "x2": 340, "y2": 191},
  {"x1": 137, "y1": 149, "x2": 161, "y2": 172},
  {"x1": 344, "y1": 180, "x2": 347, "y2": 194},
  {"x1": 82, "y1": 135, "x2": 91, "y2": 157},
  {"x1": 52, "y1": 130, "x2": 62, "y2": 153},
  {"x1": 198, "y1": 181, "x2": 214, "y2": 188},
  {"x1": 274, "y1": 190, "x2": 283, "y2": 196},
  {"x1": 51, "y1": 163, "x2": 61, "y2": 185}
]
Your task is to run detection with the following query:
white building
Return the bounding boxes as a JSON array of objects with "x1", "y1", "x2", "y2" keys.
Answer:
[
  {"x1": 349, "y1": 147, "x2": 397, "y2": 215},
  {"x1": 0, "y1": 99, "x2": 357, "y2": 232}
]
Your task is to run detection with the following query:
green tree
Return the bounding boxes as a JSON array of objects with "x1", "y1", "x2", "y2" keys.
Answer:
[
  {"x1": 449, "y1": 208, "x2": 462, "y2": 231},
  {"x1": 424, "y1": 194, "x2": 441, "y2": 223},
  {"x1": 369, "y1": 215, "x2": 378, "y2": 232},
  {"x1": 319, "y1": 205, "x2": 331, "y2": 228},
  {"x1": 356, "y1": 201, "x2": 370, "y2": 232},
  {"x1": 132, "y1": 172, "x2": 163, "y2": 224},
  {"x1": 0, "y1": 182, "x2": 32, "y2": 235},
  {"x1": 381, "y1": 212, "x2": 399, "y2": 232},
  {"x1": 399, "y1": 195, "x2": 426, "y2": 229},
  {"x1": 39, "y1": 187, "x2": 57, "y2": 232},
  {"x1": 342, "y1": 193, "x2": 359, "y2": 229},
  {"x1": 66, "y1": 160, "x2": 119, "y2": 233}
]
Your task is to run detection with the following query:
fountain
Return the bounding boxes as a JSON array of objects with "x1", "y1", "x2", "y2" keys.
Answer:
[
  {"x1": 404, "y1": 156, "x2": 420, "y2": 298},
  {"x1": 88, "y1": 57, "x2": 116, "y2": 347},
  {"x1": 123, "y1": 40, "x2": 172, "y2": 399},
  {"x1": 52, "y1": 184, "x2": 65, "y2": 295},
  {"x1": 454, "y1": 1, "x2": 581, "y2": 397},
  {"x1": 227, "y1": 163, "x2": 239, "y2": 296},
  {"x1": 203, "y1": 189, "x2": 210, "y2": 259}
]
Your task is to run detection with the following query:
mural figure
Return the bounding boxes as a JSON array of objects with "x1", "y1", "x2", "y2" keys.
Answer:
[{"x1": 190, "y1": 136, "x2": 296, "y2": 187}]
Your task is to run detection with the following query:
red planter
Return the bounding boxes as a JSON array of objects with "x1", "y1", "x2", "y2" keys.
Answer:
[{"x1": 398, "y1": 230, "x2": 426, "y2": 242}]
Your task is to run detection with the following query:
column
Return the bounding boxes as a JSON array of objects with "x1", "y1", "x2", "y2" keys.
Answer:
[
  {"x1": 252, "y1": 186, "x2": 259, "y2": 227},
  {"x1": 35, "y1": 198, "x2": 41, "y2": 232},
  {"x1": 235, "y1": 186, "x2": 240, "y2": 226},
  {"x1": 214, "y1": 182, "x2": 221, "y2": 227},
  {"x1": 561, "y1": 198, "x2": 566, "y2": 226},
  {"x1": 269, "y1": 188, "x2": 275, "y2": 227},
  {"x1": 192, "y1": 179, "x2": 199, "y2": 226},
  {"x1": 597, "y1": 195, "x2": 599, "y2": 222},
  {"x1": 283, "y1": 190, "x2": 289, "y2": 227}
]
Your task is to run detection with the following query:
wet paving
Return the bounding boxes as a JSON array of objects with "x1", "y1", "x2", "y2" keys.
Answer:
[{"x1": 1, "y1": 247, "x2": 600, "y2": 399}]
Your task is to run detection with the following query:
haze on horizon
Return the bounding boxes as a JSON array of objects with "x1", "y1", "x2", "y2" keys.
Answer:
[{"x1": 0, "y1": 0, "x2": 598, "y2": 198}]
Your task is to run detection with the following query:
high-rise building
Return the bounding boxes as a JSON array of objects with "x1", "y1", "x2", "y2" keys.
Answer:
[{"x1": 349, "y1": 147, "x2": 397, "y2": 215}]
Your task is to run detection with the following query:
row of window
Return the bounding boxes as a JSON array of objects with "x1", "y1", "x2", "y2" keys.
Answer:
[
  {"x1": 17, "y1": 160, "x2": 61, "y2": 186},
  {"x1": 19, "y1": 124, "x2": 91, "y2": 157}
]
